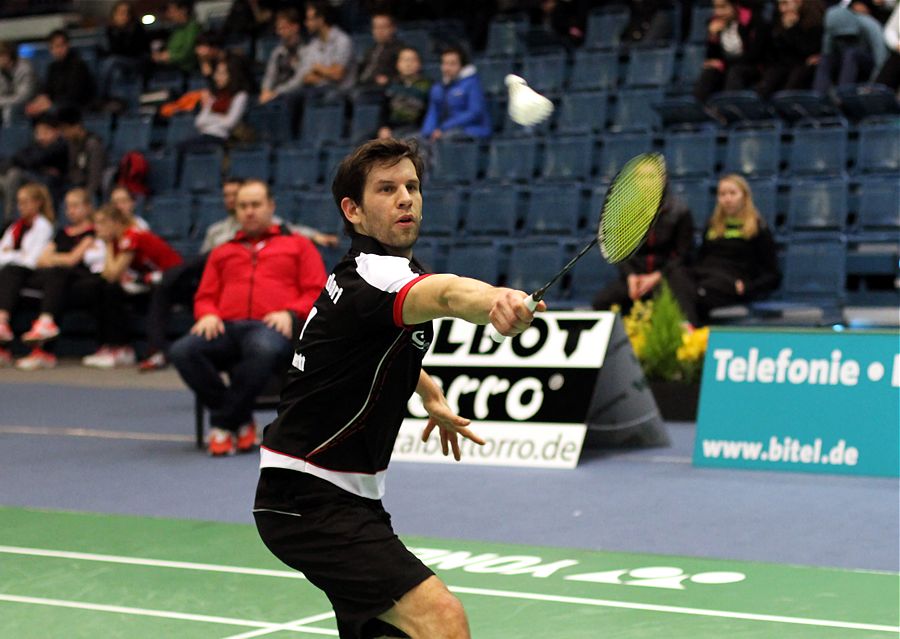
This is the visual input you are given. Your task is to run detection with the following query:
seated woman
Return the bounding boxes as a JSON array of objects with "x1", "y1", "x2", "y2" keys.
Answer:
[
  {"x1": 15, "y1": 188, "x2": 106, "y2": 370},
  {"x1": 179, "y1": 58, "x2": 249, "y2": 152},
  {"x1": 82, "y1": 204, "x2": 183, "y2": 369},
  {"x1": 756, "y1": 0, "x2": 824, "y2": 98},
  {"x1": 378, "y1": 47, "x2": 432, "y2": 140},
  {"x1": 0, "y1": 182, "x2": 55, "y2": 365},
  {"x1": 681, "y1": 174, "x2": 781, "y2": 324}
]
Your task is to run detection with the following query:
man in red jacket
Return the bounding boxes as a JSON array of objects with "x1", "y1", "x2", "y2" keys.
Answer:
[{"x1": 169, "y1": 179, "x2": 327, "y2": 456}]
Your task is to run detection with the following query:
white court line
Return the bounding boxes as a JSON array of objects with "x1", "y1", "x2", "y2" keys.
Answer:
[
  {"x1": 220, "y1": 612, "x2": 338, "y2": 639},
  {"x1": 0, "y1": 424, "x2": 192, "y2": 442},
  {"x1": 1, "y1": 545, "x2": 897, "y2": 634}
]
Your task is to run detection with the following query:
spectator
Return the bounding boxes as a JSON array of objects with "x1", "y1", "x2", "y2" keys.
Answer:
[
  {"x1": 109, "y1": 185, "x2": 151, "y2": 230},
  {"x1": 874, "y1": 5, "x2": 900, "y2": 89},
  {"x1": 0, "y1": 182, "x2": 55, "y2": 365},
  {"x1": 222, "y1": 0, "x2": 277, "y2": 38},
  {"x1": 194, "y1": 30, "x2": 257, "y2": 94},
  {"x1": 0, "y1": 41, "x2": 36, "y2": 125},
  {"x1": 98, "y1": 0, "x2": 150, "y2": 98},
  {"x1": 694, "y1": 0, "x2": 769, "y2": 103},
  {"x1": 592, "y1": 193, "x2": 697, "y2": 324},
  {"x1": 682, "y1": 174, "x2": 781, "y2": 324},
  {"x1": 168, "y1": 179, "x2": 326, "y2": 456},
  {"x1": 0, "y1": 114, "x2": 68, "y2": 223},
  {"x1": 24, "y1": 30, "x2": 96, "y2": 118},
  {"x1": 813, "y1": 1, "x2": 888, "y2": 92},
  {"x1": 57, "y1": 107, "x2": 106, "y2": 200},
  {"x1": 421, "y1": 45, "x2": 492, "y2": 141},
  {"x1": 756, "y1": 0, "x2": 825, "y2": 99},
  {"x1": 356, "y1": 12, "x2": 404, "y2": 90},
  {"x1": 13, "y1": 188, "x2": 105, "y2": 370},
  {"x1": 151, "y1": 0, "x2": 200, "y2": 74},
  {"x1": 620, "y1": 0, "x2": 674, "y2": 45},
  {"x1": 258, "y1": 8, "x2": 305, "y2": 104},
  {"x1": 378, "y1": 47, "x2": 432, "y2": 140},
  {"x1": 296, "y1": 1, "x2": 356, "y2": 96},
  {"x1": 179, "y1": 58, "x2": 249, "y2": 151},
  {"x1": 82, "y1": 204, "x2": 183, "y2": 369},
  {"x1": 139, "y1": 178, "x2": 337, "y2": 372},
  {"x1": 527, "y1": 0, "x2": 587, "y2": 49}
]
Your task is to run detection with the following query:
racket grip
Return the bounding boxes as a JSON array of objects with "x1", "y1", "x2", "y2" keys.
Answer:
[{"x1": 488, "y1": 295, "x2": 539, "y2": 343}]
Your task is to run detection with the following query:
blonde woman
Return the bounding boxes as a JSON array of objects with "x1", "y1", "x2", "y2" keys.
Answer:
[
  {"x1": 0, "y1": 183, "x2": 55, "y2": 364},
  {"x1": 687, "y1": 174, "x2": 781, "y2": 323}
]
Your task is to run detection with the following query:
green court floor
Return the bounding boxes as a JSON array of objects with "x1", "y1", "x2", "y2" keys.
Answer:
[{"x1": 1, "y1": 507, "x2": 897, "y2": 638}]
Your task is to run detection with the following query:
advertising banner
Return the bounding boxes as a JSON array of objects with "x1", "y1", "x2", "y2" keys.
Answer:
[
  {"x1": 694, "y1": 328, "x2": 900, "y2": 477},
  {"x1": 396, "y1": 312, "x2": 615, "y2": 468}
]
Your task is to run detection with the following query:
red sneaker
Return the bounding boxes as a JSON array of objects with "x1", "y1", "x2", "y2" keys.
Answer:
[
  {"x1": 207, "y1": 428, "x2": 236, "y2": 456},
  {"x1": 16, "y1": 347, "x2": 57, "y2": 370},
  {"x1": 22, "y1": 318, "x2": 60, "y2": 344},
  {"x1": 236, "y1": 422, "x2": 258, "y2": 453},
  {"x1": 138, "y1": 351, "x2": 168, "y2": 372}
]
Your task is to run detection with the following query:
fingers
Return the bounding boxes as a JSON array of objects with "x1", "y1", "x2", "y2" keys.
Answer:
[{"x1": 491, "y1": 290, "x2": 545, "y2": 337}]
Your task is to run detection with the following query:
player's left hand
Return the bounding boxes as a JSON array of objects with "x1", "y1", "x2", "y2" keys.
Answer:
[{"x1": 421, "y1": 395, "x2": 485, "y2": 461}]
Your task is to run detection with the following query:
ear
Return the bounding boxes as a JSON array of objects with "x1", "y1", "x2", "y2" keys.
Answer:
[{"x1": 340, "y1": 196, "x2": 361, "y2": 227}]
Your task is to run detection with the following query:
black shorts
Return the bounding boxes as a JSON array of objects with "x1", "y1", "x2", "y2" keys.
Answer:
[{"x1": 254, "y1": 468, "x2": 434, "y2": 639}]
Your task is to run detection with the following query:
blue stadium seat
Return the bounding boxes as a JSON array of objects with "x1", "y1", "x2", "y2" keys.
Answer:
[
  {"x1": 522, "y1": 52, "x2": 567, "y2": 94},
  {"x1": 111, "y1": 115, "x2": 153, "y2": 158},
  {"x1": 146, "y1": 69, "x2": 185, "y2": 97},
  {"x1": 855, "y1": 176, "x2": 900, "y2": 239},
  {"x1": 566, "y1": 239, "x2": 620, "y2": 307},
  {"x1": 301, "y1": 102, "x2": 346, "y2": 144},
  {"x1": 835, "y1": 84, "x2": 900, "y2": 121},
  {"x1": 707, "y1": 91, "x2": 773, "y2": 124},
  {"x1": 523, "y1": 182, "x2": 583, "y2": 235},
  {"x1": 273, "y1": 147, "x2": 320, "y2": 190},
  {"x1": 397, "y1": 28, "x2": 431, "y2": 58},
  {"x1": 180, "y1": 148, "x2": 224, "y2": 193},
  {"x1": 780, "y1": 238, "x2": 847, "y2": 303},
  {"x1": 769, "y1": 90, "x2": 841, "y2": 124},
  {"x1": 556, "y1": 90, "x2": 609, "y2": 134},
  {"x1": 485, "y1": 20, "x2": 524, "y2": 58},
  {"x1": 0, "y1": 122, "x2": 32, "y2": 156},
  {"x1": 228, "y1": 145, "x2": 272, "y2": 182},
  {"x1": 584, "y1": 8, "x2": 629, "y2": 50},
  {"x1": 652, "y1": 96, "x2": 715, "y2": 129},
  {"x1": 675, "y1": 43, "x2": 706, "y2": 90},
  {"x1": 193, "y1": 193, "x2": 226, "y2": 239},
  {"x1": 723, "y1": 126, "x2": 781, "y2": 177},
  {"x1": 255, "y1": 35, "x2": 280, "y2": 66},
  {"x1": 476, "y1": 57, "x2": 516, "y2": 95},
  {"x1": 445, "y1": 241, "x2": 503, "y2": 285},
  {"x1": 611, "y1": 88, "x2": 664, "y2": 131},
  {"x1": 146, "y1": 151, "x2": 179, "y2": 195},
  {"x1": 505, "y1": 241, "x2": 568, "y2": 302},
  {"x1": 82, "y1": 113, "x2": 112, "y2": 142},
  {"x1": 485, "y1": 137, "x2": 538, "y2": 182},
  {"x1": 540, "y1": 136, "x2": 594, "y2": 181},
  {"x1": 745, "y1": 177, "x2": 779, "y2": 232},
  {"x1": 321, "y1": 143, "x2": 354, "y2": 186},
  {"x1": 431, "y1": 138, "x2": 481, "y2": 184},
  {"x1": 244, "y1": 100, "x2": 293, "y2": 143},
  {"x1": 145, "y1": 193, "x2": 193, "y2": 240},
  {"x1": 411, "y1": 237, "x2": 443, "y2": 273},
  {"x1": 464, "y1": 184, "x2": 520, "y2": 236},
  {"x1": 669, "y1": 178, "x2": 715, "y2": 232},
  {"x1": 165, "y1": 113, "x2": 197, "y2": 148},
  {"x1": 625, "y1": 46, "x2": 676, "y2": 87},
  {"x1": 569, "y1": 49, "x2": 618, "y2": 91},
  {"x1": 687, "y1": 5, "x2": 714, "y2": 43},
  {"x1": 597, "y1": 132, "x2": 653, "y2": 182},
  {"x1": 856, "y1": 120, "x2": 900, "y2": 174},
  {"x1": 663, "y1": 129, "x2": 717, "y2": 178},
  {"x1": 348, "y1": 101, "x2": 381, "y2": 143},
  {"x1": 786, "y1": 177, "x2": 849, "y2": 235},
  {"x1": 295, "y1": 189, "x2": 341, "y2": 234},
  {"x1": 108, "y1": 76, "x2": 142, "y2": 111},
  {"x1": 788, "y1": 122, "x2": 848, "y2": 176},
  {"x1": 420, "y1": 187, "x2": 463, "y2": 236}
]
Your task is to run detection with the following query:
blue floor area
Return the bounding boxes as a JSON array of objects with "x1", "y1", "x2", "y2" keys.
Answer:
[{"x1": 1, "y1": 383, "x2": 897, "y2": 572}]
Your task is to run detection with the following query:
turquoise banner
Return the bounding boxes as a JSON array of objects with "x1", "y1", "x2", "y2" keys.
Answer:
[{"x1": 694, "y1": 328, "x2": 900, "y2": 477}]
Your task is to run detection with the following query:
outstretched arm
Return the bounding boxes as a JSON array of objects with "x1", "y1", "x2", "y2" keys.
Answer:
[{"x1": 417, "y1": 369, "x2": 485, "y2": 461}]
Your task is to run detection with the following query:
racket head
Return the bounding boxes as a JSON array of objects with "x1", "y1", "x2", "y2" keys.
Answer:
[{"x1": 597, "y1": 153, "x2": 667, "y2": 264}]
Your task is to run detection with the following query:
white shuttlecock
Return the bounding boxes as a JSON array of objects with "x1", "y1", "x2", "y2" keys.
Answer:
[{"x1": 505, "y1": 74, "x2": 554, "y2": 127}]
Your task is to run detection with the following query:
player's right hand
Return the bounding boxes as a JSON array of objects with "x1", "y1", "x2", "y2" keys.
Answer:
[{"x1": 488, "y1": 289, "x2": 546, "y2": 338}]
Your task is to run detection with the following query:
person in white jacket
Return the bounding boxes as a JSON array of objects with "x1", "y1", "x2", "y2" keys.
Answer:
[
  {"x1": 179, "y1": 58, "x2": 247, "y2": 151},
  {"x1": 0, "y1": 41, "x2": 36, "y2": 125},
  {"x1": 0, "y1": 182, "x2": 55, "y2": 362}
]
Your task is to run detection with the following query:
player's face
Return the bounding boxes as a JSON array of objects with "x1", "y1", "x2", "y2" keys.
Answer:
[
  {"x1": 717, "y1": 179, "x2": 745, "y2": 216},
  {"x1": 350, "y1": 158, "x2": 422, "y2": 257},
  {"x1": 236, "y1": 183, "x2": 276, "y2": 236}
]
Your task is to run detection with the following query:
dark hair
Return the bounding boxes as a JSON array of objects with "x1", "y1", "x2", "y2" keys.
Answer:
[
  {"x1": 167, "y1": 0, "x2": 194, "y2": 15},
  {"x1": 276, "y1": 7, "x2": 301, "y2": 25},
  {"x1": 109, "y1": 1, "x2": 134, "y2": 22},
  {"x1": 48, "y1": 29, "x2": 69, "y2": 43},
  {"x1": 331, "y1": 138, "x2": 425, "y2": 235},
  {"x1": 56, "y1": 106, "x2": 83, "y2": 126},
  {"x1": 33, "y1": 113, "x2": 59, "y2": 128},
  {"x1": 223, "y1": 176, "x2": 244, "y2": 187},
  {"x1": 371, "y1": 11, "x2": 395, "y2": 24},
  {"x1": 0, "y1": 41, "x2": 18, "y2": 61},
  {"x1": 440, "y1": 45, "x2": 468, "y2": 67},
  {"x1": 195, "y1": 30, "x2": 224, "y2": 48},
  {"x1": 306, "y1": 1, "x2": 334, "y2": 25}
]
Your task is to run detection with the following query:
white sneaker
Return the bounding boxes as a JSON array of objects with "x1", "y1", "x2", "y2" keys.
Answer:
[
  {"x1": 16, "y1": 348, "x2": 57, "y2": 371},
  {"x1": 82, "y1": 346, "x2": 135, "y2": 369},
  {"x1": 112, "y1": 346, "x2": 136, "y2": 366}
]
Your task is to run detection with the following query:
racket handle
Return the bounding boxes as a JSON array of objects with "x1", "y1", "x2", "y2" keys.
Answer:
[{"x1": 488, "y1": 294, "x2": 539, "y2": 343}]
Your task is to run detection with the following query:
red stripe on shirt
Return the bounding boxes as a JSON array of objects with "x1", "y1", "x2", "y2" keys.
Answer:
[{"x1": 393, "y1": 274, "x2": 432, "y2": 328}]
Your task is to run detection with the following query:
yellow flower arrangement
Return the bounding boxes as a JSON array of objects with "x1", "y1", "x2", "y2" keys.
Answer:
[{"x1": 618, "y1": 282, "x2": 709, "y2": 383}]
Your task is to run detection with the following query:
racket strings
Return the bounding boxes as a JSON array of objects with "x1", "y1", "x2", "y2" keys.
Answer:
[{"x1": 600, "y1": 155, "x2": 666, "y2": 263}]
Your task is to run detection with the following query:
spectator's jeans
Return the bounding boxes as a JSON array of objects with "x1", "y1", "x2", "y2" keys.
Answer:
[
  {"x1": 813, "y1": 46, "x2": 874, "y2": 93},
  {"x1": 169, "y1": 320, "x2": 293, "y2": 431}
]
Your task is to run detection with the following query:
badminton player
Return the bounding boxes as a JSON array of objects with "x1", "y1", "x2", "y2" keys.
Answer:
[{"x1": 254, "y1": 138, "x2": 544, "y2": 639}]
